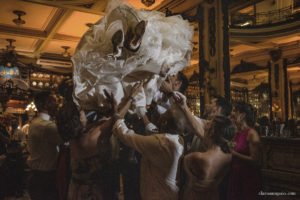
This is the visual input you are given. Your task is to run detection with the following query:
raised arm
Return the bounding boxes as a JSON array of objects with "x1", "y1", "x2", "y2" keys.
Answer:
[
  {"x1": 113, "y1": 119, "x2": 162, "y2": 157},
  {"x1": 173, "y1": 92, "x2": 205, "y2": 139},
  {"x1": 98, "y1": 82, "x2": 143, "y2": 141}
]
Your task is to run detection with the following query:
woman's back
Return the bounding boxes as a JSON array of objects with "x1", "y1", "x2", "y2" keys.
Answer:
[
  {"x1": 68, "y1": 125, "x2": 118, "y2": 200},
  {"x1": 181, "y1": 146, "x2": 231, "y2": 200}
]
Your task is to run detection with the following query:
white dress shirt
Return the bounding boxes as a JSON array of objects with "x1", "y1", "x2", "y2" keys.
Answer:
[
  {"x1": 27, "y1": 112, "x2": 63, "y2": 171},
  {"x1": 113, "y1": 119, "x2": 184, "y2": 200}
]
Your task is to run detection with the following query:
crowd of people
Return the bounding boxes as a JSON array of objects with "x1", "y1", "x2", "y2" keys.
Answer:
[{"x1": 0, "y1": 71, "x2": 263, "y2": 200}]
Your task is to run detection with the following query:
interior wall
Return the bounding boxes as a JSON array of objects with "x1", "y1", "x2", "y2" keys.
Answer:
[{"x1": 256, "y1": 0, "x2": 293, "y2": 13}]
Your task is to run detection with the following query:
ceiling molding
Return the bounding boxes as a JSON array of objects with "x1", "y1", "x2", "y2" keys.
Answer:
[
  {"x1": 34, "y1": 9, "x2": 73, "y2": 56},
  {"x1": 0, "y1": 24, "x2": 46, "y2": 39},
  {"x1": 231, "y1": 42, "x2": 300, "y2": 64},
  {"x1": 22, "y1": 0, "x2": 97, "y2": 5},
  {"x1": 0, "y1": 24, "x2": 81, "y2": 43},
  {"x1": 230, "y1": 20, "x2": 300, "y2": 39},
  {"x1": 53, "y1": 34, "x2": 80, "y2": 42},
  {"x1": 44, "y1": 8, "x2": 67, "y2": 33},
  {"x1": 90, "y1": 0, "x2": 108, "y2": 12},
  {"x1": 228, "y1": 0, "x2": 263, "y2": 13},
  {"x1": 33, "y1": 39, "x2": 44, "y2": 55},
  {"x1": 156, "y1": 0, "x2": 186, "y2": 12},
  {"x1": 22, "y1": 0, "x2": 105, "y2": 15}
]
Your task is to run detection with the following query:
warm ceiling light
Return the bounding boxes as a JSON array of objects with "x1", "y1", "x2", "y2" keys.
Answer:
[
  {"x1": 25, "y1": 101, "x2": 37, "y2": 112},
  {"x1": 13, "y1": 10, "x2": 26, "y2": 26},
  {"x1": 61, "y1": 46, "x2": 70, "y2": 57},
  {"x1": 141, "y1": 0, "x2": 155, "y2": 7}
]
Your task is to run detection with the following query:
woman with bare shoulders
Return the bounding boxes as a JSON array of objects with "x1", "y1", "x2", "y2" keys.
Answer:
[
  {"x1": 180, "y1": 116, "x2": 235, "y2": 200},
  {"x1": 56, "y1": 82, "x2": 143, "y2": 200},
  {"x1": 172, "y1": 92, "x2": 235, "y2": 200},
  {"x1": 227, "y1": 102, "x2": 262, "y2": 200}
]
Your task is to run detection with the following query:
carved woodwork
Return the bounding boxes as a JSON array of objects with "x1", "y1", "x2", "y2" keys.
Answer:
[
  {"x1": 274, "y1": 64, "x2": 279, "y2": 90},
  {"x1": 261, "y1": 137, "x2": 300, "y2": 199},
  {"x1": 209, "y1": 7, "x2": 216, "y2": 57},
  {"x1": 268, "y1": 61, "x2": 273, "y2": 121},
  {"x1": 222, "y1": 0, "x2": 230, "y2": 101},
  {"x1": 197, "y1": 4, "x2": 205, "y2": 117},
  {"x1": 269, "y1": 49, "x2": 282, "y2": 63},
  {"x1": 283, "y1": 59, "x2": 289, "y2": 122}
]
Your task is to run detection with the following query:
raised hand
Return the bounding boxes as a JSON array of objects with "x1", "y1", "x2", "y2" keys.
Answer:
[
  {"x1": 104, "y1": 89, "x2": 118, "y2": 114},
  {"x1": 160, "y1": 76, "x2": 173, "y2": 94},
  {"x1": 172, "y1": 92, "x2": 187, "y2": 109},
  {"x1": 130, "y1": 81, "x2": 143, "y2": 99}
]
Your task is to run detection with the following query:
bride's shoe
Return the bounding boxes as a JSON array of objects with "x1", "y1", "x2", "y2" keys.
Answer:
[
  {"x1": 111, "y1": 29, "x2": 124, "y2": 57},
  {"x1": 125, "y1": 20, "x2": 146, "y2": 52}
]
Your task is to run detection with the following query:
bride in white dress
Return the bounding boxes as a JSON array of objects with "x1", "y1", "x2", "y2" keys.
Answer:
[{"x1": 72, "y1": 0, "x2": 193, "y2": 116}]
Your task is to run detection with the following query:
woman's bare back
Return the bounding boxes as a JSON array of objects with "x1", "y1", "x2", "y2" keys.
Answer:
[{"x1": 181, "y1": 146, "x2": 231, "y2": 200}]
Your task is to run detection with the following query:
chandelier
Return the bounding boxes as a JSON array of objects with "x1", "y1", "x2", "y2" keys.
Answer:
[{"x1": 141, "y1": 0, "x2": 155, "y2": 7}]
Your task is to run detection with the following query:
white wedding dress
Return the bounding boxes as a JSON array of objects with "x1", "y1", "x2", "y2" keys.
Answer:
[{"x1": 72, "y1": 1, "x2": 193, "y2": 116}]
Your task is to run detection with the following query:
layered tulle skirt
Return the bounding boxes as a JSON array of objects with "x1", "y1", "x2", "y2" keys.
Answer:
[{"x1": 72, "y1": 2, "x2": 193, "y2": 115}]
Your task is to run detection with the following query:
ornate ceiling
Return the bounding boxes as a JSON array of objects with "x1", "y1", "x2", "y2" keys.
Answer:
[
  {"x1": 0, "y1": 0, "x2": 299, "y2": 78},
  {"x1": 0, "y1": 0, "x2": 202, "y2": 73}
]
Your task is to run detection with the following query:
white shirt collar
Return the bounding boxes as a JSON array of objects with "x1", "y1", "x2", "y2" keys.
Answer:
[{"x1": 39, "y1": 112, "x2": 51, "y2": 121}]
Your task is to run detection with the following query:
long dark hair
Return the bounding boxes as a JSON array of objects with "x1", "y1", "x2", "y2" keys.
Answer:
[
  {"x1": 56, "y1": 79, "x2": 83, "y2": 141},
  {"x1": 211, "y1": 115, "x2": 235, "y2": 153},
  {"x1": 235, "y1": 102, "x2": 256, "y2": 127},
  {"x1": 56, "y1": 101, "x2": 83, "y2": 141}
]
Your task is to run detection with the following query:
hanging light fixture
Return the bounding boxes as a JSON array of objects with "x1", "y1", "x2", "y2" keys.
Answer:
[
  {"x1": 3, "y1": 39, "x2": 17, "y2": 68},
  {"x1": 12, "y1": 10, "x2": 26, "y2": 26},
  {"x1": 25, "y1": 101, "x2": 37, "y2": 112},
  {"x1": 61, "y1": 46, "x2": 70, "y2": 57},
  {"x1": 141, "y1": 0, "x2": 155, "y2": 7}
]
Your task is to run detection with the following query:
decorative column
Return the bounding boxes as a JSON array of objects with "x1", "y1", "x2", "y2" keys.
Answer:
[
  {"x1": 167, "y1": 0, "x2": 231, "y2": 117},
  {"x1": 195, "y1": 0, "x2": 230, "y2": 116},
  {"x1": 269, "y1": 49, "x2": 286, "y2": 121},
  {"x1": 283, "y1": 58, "x2": 289, "y2": 122},
  {"x1": 267, "y1": 61, "x2": 273, "y2": 121}
]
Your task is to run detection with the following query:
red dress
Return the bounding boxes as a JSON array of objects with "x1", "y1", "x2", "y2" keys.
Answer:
[{"x1": 227, "y1": 129, "x2": 262, "y2": 200}]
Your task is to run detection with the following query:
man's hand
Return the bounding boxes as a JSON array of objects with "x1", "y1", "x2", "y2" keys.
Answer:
[
  {"x1": 130, "y1": 82, "x2": 143, "y2": 99},
  {"x1": 228, "y1": 141, "x2": 237, "y2": 153},
  {"x1": 172, "y1": 92, "x2": 187, "y2": 109},
  {"x1": 160, "y1": 76, "x2": 173, "y2": 94},
  {"x1": 145, "y1": 122, "x2": 159, "y2": 135},
  {"x1": 104, "y1": 89, "x2": 118, "y2": 114}
]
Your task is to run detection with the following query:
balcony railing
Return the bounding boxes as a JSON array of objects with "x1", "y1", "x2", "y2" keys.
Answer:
[{"x1": 231, "y1": 6, "x2": 300, "y2": 27}]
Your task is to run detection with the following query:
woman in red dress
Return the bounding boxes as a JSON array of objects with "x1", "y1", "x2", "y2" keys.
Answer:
[{"x1": 227, "y1": 102, "x2": 262, "y2": 200}]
